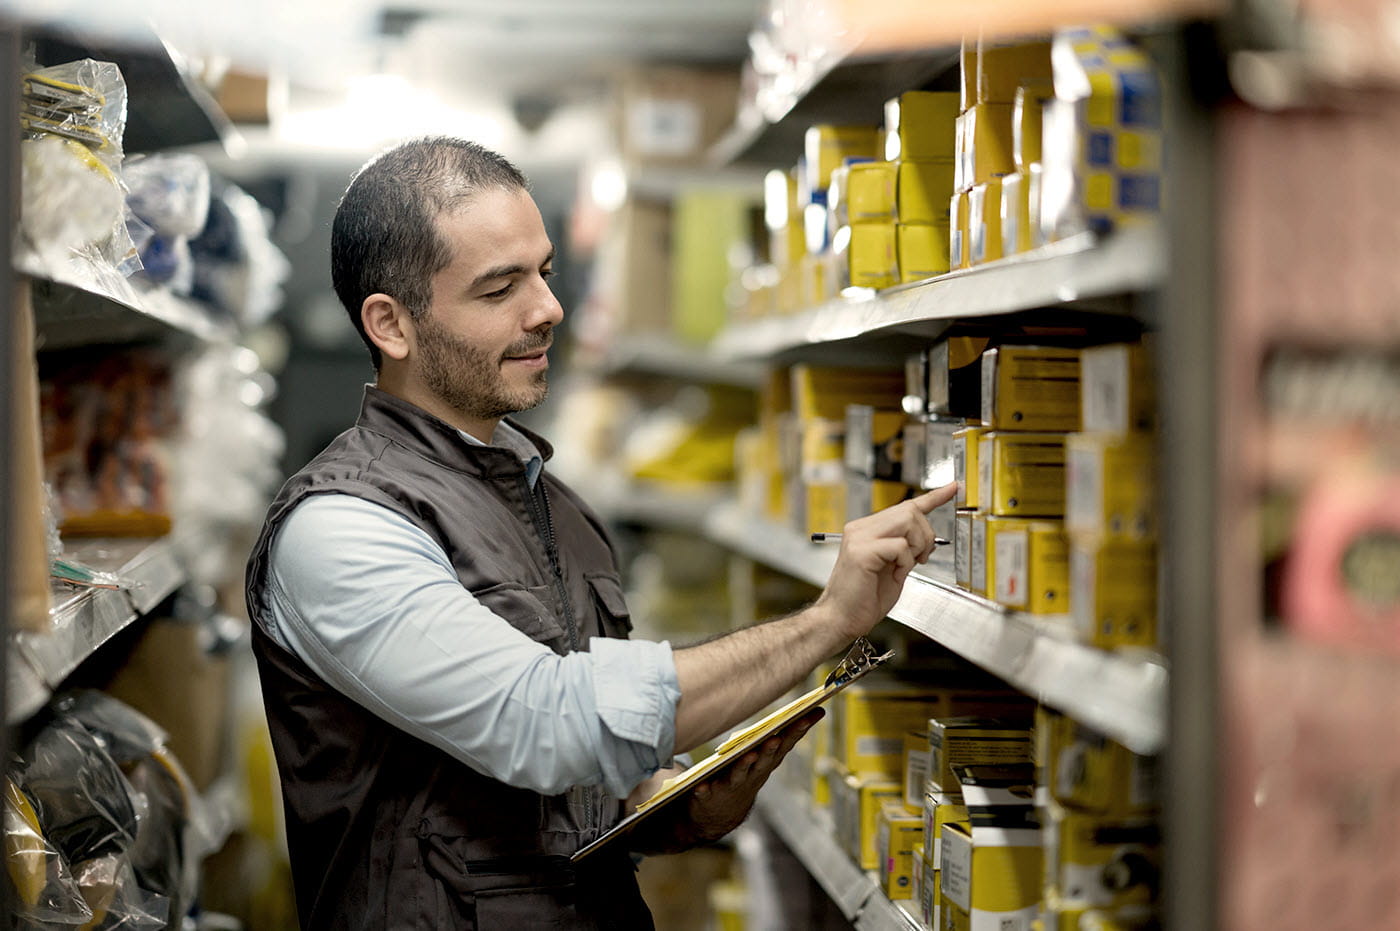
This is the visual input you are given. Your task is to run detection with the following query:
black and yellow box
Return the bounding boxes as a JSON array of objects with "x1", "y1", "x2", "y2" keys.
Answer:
[
  {"x1": 1040, "y1": 707, "x2": 1159, "y2": 816},
  {"x1": 1042, "y1": 801, "x2": 1161, "y2": 909},
  {"x1": 877, "y1": 801, "x2": 925, "y2": 900},
  {"x1": 1069, "y1": 538, "x2": 1158, "y2": 649},
  {"x1": 1080, "y1": 341, "x2": 1156, "y2": 434},
  {"x1": 928, "y1": 336, "x2": 989, "y2": 420},
  {"x1": 922, "y1": 787, "x2": 969, "y2": 871},
  {"x1": 977, "y1": 432, "x2": 1068, "y2": 517},
  {"x1": 833, "y1": 771, "x2": 903, "y2": 870},
  {"x1": 940, "y1": 765, "x2": 1042, "y2": 931},
  {"x1": 928, "y1": 717, "x2": 1034, "y2": 796},
  {"x1": 986, "y1": 516, "x2": 1070, "y2": 614},
  {"x1": 1065, "y1": 432, "x2": 1157, "y2": 539},
  {"x1": 980, "y1": 346, "x2": 1083, "y2": 431},
  {"x1": 844, "y1": 404, "x2": 908, "y2": 481},
  {"x1": 885, "y1": 90, "x2": 960, "y2": 161}
]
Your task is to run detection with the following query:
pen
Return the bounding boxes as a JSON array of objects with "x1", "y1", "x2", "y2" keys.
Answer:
[{"x1": 811, "y1": 532, "x2": 951, "y2": 546}]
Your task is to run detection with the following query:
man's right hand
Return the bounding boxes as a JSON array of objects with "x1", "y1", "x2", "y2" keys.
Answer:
[{"x1": 812, "y1": 481, "x2": 957, "y2": 641}]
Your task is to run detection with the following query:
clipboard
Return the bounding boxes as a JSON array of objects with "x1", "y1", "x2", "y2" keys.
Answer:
[{"x1": 571, "y1": 638, "x2": 895, "y2": 862}]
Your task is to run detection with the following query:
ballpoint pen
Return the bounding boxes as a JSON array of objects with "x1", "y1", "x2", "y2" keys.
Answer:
[{"x1": 811, "y1": 532, "x2": 951, "y2": 545}]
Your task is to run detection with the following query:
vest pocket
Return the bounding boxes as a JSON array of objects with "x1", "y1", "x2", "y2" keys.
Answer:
[
  {"x1": 416, "y1": 826, "x2": 579, "y2": 929},
  {"x1": 473, "y1": 583, "x2": 567, "y2": 644},
  {"x1": 584, "y1": 573, "x2": 633, "y2": 638}
]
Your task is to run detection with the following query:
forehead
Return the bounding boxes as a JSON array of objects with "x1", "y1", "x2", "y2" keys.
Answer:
[{"x1": 433, "y1": 186, "x2": 548, "y2": 272}]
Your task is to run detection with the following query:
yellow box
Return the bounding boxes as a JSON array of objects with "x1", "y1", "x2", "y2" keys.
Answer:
[
  {"x1": 980, "y1": 346, "x2": 1082, "y2": 431},
  {"x1": 1069, "y1": 539, "x2": 1158, "y2": 649},
  {"x1": 835, "y1": 773, "x2": 903, "y2": 870},
  {"x1": 1043, "y1": 802, "x2": 1161, "y2": 909},
  {"x1": 978, "y1": 40, "x2": 1053, "y2": 105},
  {"x1": 847, "y1": 476, "x2": 912, "y2": 522},
  {"x1": 960, "y1": 38, "x2": 979, "y2": 111},
  {"x1": 1040, "y1": 707, "x2": 1159, "y2": 815},
  {"x1": 928, "y1": 718, "x2": 1034, "y2": 796},
  {"x1": 1013, "y1": 82, "x2": 1055, "y2": 169},
  {"x1": 969, "y1": 511, "x2": 988, "y2": 595},
  {"x1": 1080, "y1": 342, "x2": 1156, "y2": 434},
  {"x1": 953, "y1": 426, "x2": 989, "y2": 509},
  {"x1": 928, "y1": 336, "x2": 990, "y2": 419},
  {"x1": 837, "y1": 221, "x2": 898, "y2": 290},
  {"x1": 923, "y1": 788, "x2": 970, "y2": 870},
  {"x1": 978, "y1": 432, "x2": 1068, "y2": 518},
  {"x1": 845, "y1": 161, "x2": 898, "y2": 223},
  {"x1": 986, "y1": 517, "x2": 1070, "y2": 614},
  {"x1": 923, "y1": 865, "x2": 942, "y2": 930},
  {"x1": 1001, "y1": 171, "x2": 1033, "y2": 256},
  {"x1": 805, "y1": 124, "x2": 882, "y2": 192},
  {"x1": 964, "y1": 103, "x2": 1015, "y2": 186},
  {"x1": 955, "y1": 511, "x2": 975, "y2": 589},
  {"x1": 833, "y1": 683, "x2": 1029, "y2": 778},
  {"x1": 897, "y1": 159, "x2": 957, "y2": 224},
  {"x1": 897, "y1": 222, "x2": 952, "y2": 282},
  {"x1": 806, "y1": 481, "x2": 846, "y2": 537},
  {"x1": 1065, "y1": 433, "x2": 1156, "y2": 539},
  {"x1": 885, "y1": 91, "x2": 960, "y2": 161},
  {"x1": 941, "y1": 792, "x2": 1041, "y2": 928},
  {"x1": 968, "y1": 179, "x2": 1004, "y2": 265},
  {"x1": 951, "y1": 190, "x2": 971, "y2": 270},
  {"x1": 904, "y1": 731, "x2": 932, "y2": 812},
  {"x1": 844, "y1": 405, "x2": 908, "y2": 480},
  {"x1": 878, "y1": 802, "x2": 926, "y2": 899},
  {"x1": 791, "y1": 365, "x2": 907, "y2": 422}
]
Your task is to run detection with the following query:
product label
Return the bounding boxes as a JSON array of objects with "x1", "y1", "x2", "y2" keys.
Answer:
[
  {"x1": 906, "y1": 749, "x2": 931, "y2": 810},
  {"x1": 995, "y1": 530, "x2": 1029, "y2": 607},
  {"x1": 956, "y1": 515, "x2": 972, "y2": 586},
  {"x1": 971, "y1": 518, "x2": 987, "y2": 593},
  {"x1": 1082, "y1": 344, "x2": 1129, "y2": 433},
  {"x1": 941, "y1": 828, "x2": 973, "y2": 911},
  {"x1": 1066, "y1": 444, "x2": 1104, "y2": 533},
  {"x1": 980, "y1": 353, "x2": 997, "y2": 423},
  {"x1": 978, "y1": 436, "x2": 994, "y2": 511},
  {"x1": 954, "y1": 435, "x2": 968, "y2": 505},
  {"x1": 1070, "y1": 543, "x2": 1096, "y2": 640}
]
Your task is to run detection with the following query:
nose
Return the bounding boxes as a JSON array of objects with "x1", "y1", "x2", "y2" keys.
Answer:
[{"x1": 528, "y1": 274, "x2": 564, "y2": 330}]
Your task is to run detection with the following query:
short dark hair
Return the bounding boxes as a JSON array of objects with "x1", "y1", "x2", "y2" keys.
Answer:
[{"x1": 330, "y1": 136, "x2": 529, "y2": 369}]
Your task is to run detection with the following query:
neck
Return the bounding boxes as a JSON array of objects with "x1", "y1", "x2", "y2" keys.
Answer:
[{"x1": 375, "y1": 368, "x2": 497, "y2": 444}]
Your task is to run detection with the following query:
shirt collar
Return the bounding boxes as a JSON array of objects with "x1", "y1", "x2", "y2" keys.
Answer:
[{"x1": 458, "y1": 422, "x2": 545, "y2": 488}]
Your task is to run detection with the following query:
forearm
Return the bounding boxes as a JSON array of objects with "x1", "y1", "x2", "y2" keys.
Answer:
[{"x1": 670, "y1": 600, "x2": 846, "y2": 753}]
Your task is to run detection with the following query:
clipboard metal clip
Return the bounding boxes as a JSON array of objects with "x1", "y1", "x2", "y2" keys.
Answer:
[{"x1": 824, "y1": 637, "x2": 895, "y2": 689}]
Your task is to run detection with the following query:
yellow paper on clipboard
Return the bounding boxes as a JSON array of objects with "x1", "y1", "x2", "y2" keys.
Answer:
[{"x1": 571, "y1": 638, "x2": 895, "y2": 862}]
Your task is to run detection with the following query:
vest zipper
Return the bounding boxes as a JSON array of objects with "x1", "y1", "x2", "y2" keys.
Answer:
[{"x1": 524, "y1": 476, "x2": 596, "y2": 834}]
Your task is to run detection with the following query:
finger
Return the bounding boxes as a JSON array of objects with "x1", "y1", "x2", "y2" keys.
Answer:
[{"x1": 910, "y1": 482, "x2": 957, "y2": 514}]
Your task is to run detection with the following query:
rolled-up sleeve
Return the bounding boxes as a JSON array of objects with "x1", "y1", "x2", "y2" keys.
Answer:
[{"x1": 263, "y1": 493, "x2": 681, "y2": 799}]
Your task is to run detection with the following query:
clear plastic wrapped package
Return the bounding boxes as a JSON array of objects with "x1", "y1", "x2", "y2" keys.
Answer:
[{"x1": 4, "y1": 777, "x2": 91, "y2": 926}]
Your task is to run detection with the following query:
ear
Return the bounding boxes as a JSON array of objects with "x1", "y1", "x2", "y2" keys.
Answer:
[{"x1": 361, "y1": 294, "x2": 414, "y2": 363}]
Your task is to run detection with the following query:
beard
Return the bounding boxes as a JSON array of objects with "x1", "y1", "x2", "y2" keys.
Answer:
[{"x1": 414, "y1": 313, "x2": 551, "y2": 423}]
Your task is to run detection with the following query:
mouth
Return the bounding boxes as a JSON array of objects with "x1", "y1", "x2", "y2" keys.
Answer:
[{"x1": 502, "y1": 342, "x2": 551, "y2": 367}]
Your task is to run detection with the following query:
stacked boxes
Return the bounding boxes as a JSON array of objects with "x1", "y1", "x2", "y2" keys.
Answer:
[
  {"x1": 886, "y1": 91, "x2": 959, "y2": 282},
  {"x1": 804, "y1": 124, "x2": 883, "y2": 296},
  {"x1": 1064, "y1": 341, "x2": 1160, "y2": 649},
  {"x1": 830, "y1": 159, "x2": 898, "y2": 290},
  {"x1": 845, "y1": 403, "x2": 912, "y2": 520},
  {"x1": 940, "y1": 765, "x2": 1042, "y2": 930}
]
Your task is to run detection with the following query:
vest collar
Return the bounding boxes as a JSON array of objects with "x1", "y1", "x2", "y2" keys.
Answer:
[{"x1": 356, "y1": 385, "x2": 555, "y2": 474}]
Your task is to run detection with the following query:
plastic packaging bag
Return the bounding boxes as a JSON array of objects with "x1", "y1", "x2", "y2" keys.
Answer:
[
  {"x1": 4, "y1": 777, "x2": 92, "y2": 926},
  {"x1": 123, "y1": 154, "x2": 211, "y2": 238}
]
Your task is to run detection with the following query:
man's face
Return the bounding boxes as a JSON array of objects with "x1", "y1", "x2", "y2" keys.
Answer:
[{"x1": 411, "y1": 186, "x2": 562, "y2": 425}]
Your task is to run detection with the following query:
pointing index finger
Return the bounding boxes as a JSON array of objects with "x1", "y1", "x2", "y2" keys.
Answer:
[{"x1": 911, "y1": 481, "x2": 958, "y2": 514}]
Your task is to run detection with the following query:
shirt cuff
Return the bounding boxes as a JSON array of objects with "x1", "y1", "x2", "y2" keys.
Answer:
[{"x1": 589, "y1": 637, "x2": 680, "y2": 761}]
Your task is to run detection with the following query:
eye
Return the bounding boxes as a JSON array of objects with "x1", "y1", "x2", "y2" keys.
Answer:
[
  {"x1": 541, "y1": 267, "x2": 555, "y2": 280},
  {"x1": 482, "y1": 283, "x2": 513, "y2": 299}
]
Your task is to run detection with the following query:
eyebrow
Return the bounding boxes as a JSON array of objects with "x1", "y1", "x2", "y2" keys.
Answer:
[{"x1": 471, "y1": 246, "x2": 556, "y2": 290}]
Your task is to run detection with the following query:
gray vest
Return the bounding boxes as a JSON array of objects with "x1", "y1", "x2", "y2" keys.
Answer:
[{"x1": 245, "y1": 386, "x2": 653, "y2": 929}]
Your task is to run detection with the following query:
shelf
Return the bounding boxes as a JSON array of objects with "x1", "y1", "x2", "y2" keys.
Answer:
[
  {"x1": 704, "y1": 500, "x2": 1167, "y2": 755},
  {"x1": 712, "y1": 226, "x2": 1165, "y2": 361},
  {"x1": 20, "y1": 250, "x2": 228, "y2": 350},
  {"x1": 8, "y1": 537, "x2": 186, "y2": 724},
  {"x1": 584, "y1": 334, "x2": 767, "y2": 389},
  {"x1": 755, "y1": 771, "x2": 920, "y2": 930},
  {"x1": 560, "y1": 468, "x2": 731, "y2": 535}
]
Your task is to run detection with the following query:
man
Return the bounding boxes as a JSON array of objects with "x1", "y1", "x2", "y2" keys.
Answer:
[{"x1": 245, "y1": 136, "x2": 954, "y2": 929}]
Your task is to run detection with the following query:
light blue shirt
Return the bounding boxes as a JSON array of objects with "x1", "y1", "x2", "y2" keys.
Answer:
[{"x1": 263, "y1": 422, "x2": 682, "y2": 800}]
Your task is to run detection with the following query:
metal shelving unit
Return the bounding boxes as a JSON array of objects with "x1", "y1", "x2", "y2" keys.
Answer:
[
  {"x1": 7, "y1": 537, "x2": 187, "y2": 723},
  {"x1": 583, "y1": 333, "x2": 767, "y2": 390},
  {"x1": 711, "y1": 225, "x2": 1163, "y2": 361}
]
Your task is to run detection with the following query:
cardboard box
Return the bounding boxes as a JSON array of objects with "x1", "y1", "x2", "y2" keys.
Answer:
[
  {"x1": 845, "y1": 161, "x2": 898, "y2": 223},
  {"x1": 970, "y1": 512, "x2": 989, "y2": 595},
  {"x1": 805, "y1": 124, "x2": 883, "y2": 193},
  {"x1": 904, "y1": 731, "x2": 933, "y2": 812},
  {"x1": 897, "y1": 159, "x2": 957, "y2": 224},
  {"x1": 923, "y1": 788, "x2": 970, "y2": 870},
  {"x1": 1040, "y1": 707, "x2": 1159, "y2": 815},
  {"x1": 968, "y1": 179, "x2": 1004, "y2": 265},
  {"x1": 844, "y1": 405, "x2": 908, "y2": 480},
  {"x1": 987, "y1": 517, "x2": 1070, "y2": 614},
  {"x1": 954, "y1": 426, "x2": 990, "y2": 508},
  {"x1": 898, "y1": 222, "x2": 953, "y2": 282},
  {"x1": 885, "y1": 91, "x2": 960, "y2": 161},
  {"x1": 955, "y1": 511, "x2": 975, "y2": 589},
  {"x1": 978, "y1": 432, "x2": 1069, "y2": 517},
  {"x1": 1081, "y1": 342, "x2": 1156, "y2": 434},
  {"x1": 791, "y1": 366, "x2": 907, "y2": 421},
  {"x1": 978, "y1": 40, "x2": 1054, "y2": 105},
  {"x1": 619, "y1": 65, "x2": 739, "y2": 168},
  {"x1": 941, "y1": 765, "x2": 1042, "y2": 930},
  {"x1": 964, "y1": 103, "x2": 1015, "y2": 186},
  {"x1": 951, "y1": 190, "x2": 971, "y2": 269},
  {"x1": 878, "y1": 802, "x2": 926, "y2": 899},
  {"x1": 1070, "y1": 539, "x2": 1159, "y2": 649},
  {"x1": 1065, "y1": 433, "x2": 1157, "y2": 539},
  {"x1": 847, "y1": 475, "x2": 912, "y2": 522},
  {"x1": 923, "y1": 419, "x2": 962, "y2": 490},
  {"x1": 1013, "y1": 82, "x2": 1055, "y2": 170},
  {"x1": 1043, "y1": 802, "x2": 1161, "y2": 909},
  {"x1": 928, "y1": 336, "x2": 990, "y2": 419},
  {"x1": 981, "y1": 346, "x2": 1082, "y2": 431},
  {"x1": 1001, "y1": 171, "x2": 1033, "y2": 257},
  {"x1": 902, "y1": 420, "x2": 929, "y2": 487},
  {"x1": 960, "y1": 38, "x2": 979, "y2": 111},
  {"x1": 928, "y1": 718, "x2": 1034, "y2": 796},
  {"x1": 834, "y1": 772, "x2": 903, "y2": 870}
]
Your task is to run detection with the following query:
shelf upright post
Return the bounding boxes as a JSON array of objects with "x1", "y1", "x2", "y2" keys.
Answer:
[{"x1": 1156, "y1": 22, "x2": 1223, "y2": 931}]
